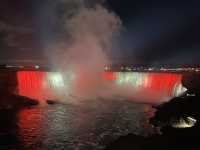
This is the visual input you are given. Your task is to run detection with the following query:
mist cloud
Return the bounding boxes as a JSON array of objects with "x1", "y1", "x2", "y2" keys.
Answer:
[{"x1": 40, "y1": 0, "x2": 122, "y2": 98}]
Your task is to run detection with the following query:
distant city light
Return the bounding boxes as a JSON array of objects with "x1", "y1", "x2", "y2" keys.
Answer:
[
  {"x1": 125, "y1": 67, "x2": 132, "y2": 71},
  {"x1": 35, "y1": 65, "x2": 40, "y2": 69},
  {"x1": 19, "y1": 66, "x2": 24, "y2": 68},
  {"x1": 6, "y1": 65, "x2": 13, "y2": 68},
  {"x1": 104, "y1": 66, "x2": 110, "y2": 71}
]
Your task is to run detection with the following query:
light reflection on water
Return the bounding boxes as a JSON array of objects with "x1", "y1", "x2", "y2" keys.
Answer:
[
  {"x1": 0, "y1": 72, "x2": 186, "y2": 149},
  {"x1": 14, "y1": 100, "x2": 154, "y2": 150}
]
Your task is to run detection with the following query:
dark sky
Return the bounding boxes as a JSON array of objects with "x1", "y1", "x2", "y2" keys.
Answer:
[{"x1": 0, "y1": 0, "x2": 200, "y2": 65}]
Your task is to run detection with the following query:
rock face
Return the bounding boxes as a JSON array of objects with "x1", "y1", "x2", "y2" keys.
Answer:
[
  {"x1": 105, "y1": 125, "x2": 200, "y2": 150},
  {"x1": 0, "y1": 70, "x2": 39, "y2": 109},
  {"x1": 182, "y1": 72, "x2": 200, "y2": 93},
  {"x1": 0, "y1": 93, "x2": 39, "y2": 110},
  {"x1": 46, "y1": 100, "x2": 58, "y2": 105},
  {"x1": 149, "y1": 72, "x2": 200, "y2": 128},
  {"x1": 105, "y1": 94, "x2": 200, "y2": 150},
  {"x1": 150, "y1": 95, "x2": 200, "y2": 128},
  {"x1": 0, "y1": 70, "x2": 18, "y2": 94},
  {"x1": 105, "y1": 72, "x2": 200, "y2": 150}
]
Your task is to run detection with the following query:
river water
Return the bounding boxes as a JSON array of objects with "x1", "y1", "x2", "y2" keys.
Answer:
[
  {"x1": 0, "y1": 72, "x2": 186, "y2": 150},
  {"x1": 0, "y1": 99, "x2": 155, "y2": 150}
]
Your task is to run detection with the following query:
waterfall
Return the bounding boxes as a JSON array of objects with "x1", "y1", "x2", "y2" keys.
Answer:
[{"x1": 17, "y1": 71, "x2": 186, "y2": 104}]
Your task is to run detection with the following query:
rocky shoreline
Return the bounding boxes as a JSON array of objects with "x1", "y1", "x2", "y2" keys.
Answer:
[
  {"x1": 105, "y1": 72, "x2": 200, "y2": 150},
  {"x1": 0, "y1": 93, "x2": 39, "y2": 110}
]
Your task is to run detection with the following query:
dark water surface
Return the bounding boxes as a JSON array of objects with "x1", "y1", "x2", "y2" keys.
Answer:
[
  {"x1": 0, "y1": 99, "x2": 155, "y2": 150},
  {"x1": 0, "y1": 71, "x2": 187, "y2": 149}
]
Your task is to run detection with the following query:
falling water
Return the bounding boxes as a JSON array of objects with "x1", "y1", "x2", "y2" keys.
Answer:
[
  {"x1": 17, "y1": 71, "x2": 186, "y2": 104},
  {"x1": 16, "y1": 0, "x2": 188, "y2": 100}
]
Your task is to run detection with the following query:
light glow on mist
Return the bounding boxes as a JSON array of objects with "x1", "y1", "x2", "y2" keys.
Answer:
[
  {"x1": 17, "y1": 71, "x2": 186, "y2": 104},
  {"x1": 17, "y1": 1, "x2": 186, "y2": 104},
  {"x1": 172, "y1": 116, "x2": 197, "y2": 128},
  {"x1": 46, "y1": 72, "x2": 65, "y2": 88}
]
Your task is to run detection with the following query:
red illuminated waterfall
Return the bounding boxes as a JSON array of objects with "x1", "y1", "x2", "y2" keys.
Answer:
[
  {"x1": 17, "y1": 71, "x2": 52, "y2": 102},
  {"x1": 17, "y1": 71, "x2": 184, "y2": 103},
  {"x1": 103, "y1": 72, "x2": 184, "y2": 102}
]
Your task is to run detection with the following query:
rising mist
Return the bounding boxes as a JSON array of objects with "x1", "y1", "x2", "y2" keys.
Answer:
[{"x1": 45, "y1": 0, "x2": 122, "y2": 100}]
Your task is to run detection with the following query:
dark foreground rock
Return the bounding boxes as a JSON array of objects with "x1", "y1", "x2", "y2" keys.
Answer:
[
  {"x1": 105, "y1": 95, "x2": 200, "y2": 150},
  {"x1": 182, "y1": 72, "x2": 200, "y2": 94},
  {"x1": 105, "y1": 125, "x2": 200, "y2": 150},
  {"x1": 0, "y1": 92, "x2": 39, "y2": 110},
  {"x1": 106, "y1": 73, "x2": 200, "y2": 150},
  {"x1": 0, "y1": 70, "x2": 39, "y2": 109},
  {"x1": 150, "y1": 95, "x2": 200, "y2": 127},
  {"x1": 46, "y1": 100, "x2": 58, "y2": 105}
]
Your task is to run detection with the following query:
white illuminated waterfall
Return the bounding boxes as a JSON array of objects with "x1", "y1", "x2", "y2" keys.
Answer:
[{"x1": 17, "y1": 71, "x2": 186, "y2": 103}]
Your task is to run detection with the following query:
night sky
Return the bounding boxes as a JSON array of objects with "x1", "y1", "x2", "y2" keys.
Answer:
[{"x1": 0, "y1": 0, "x2": 200, "y2": 65}]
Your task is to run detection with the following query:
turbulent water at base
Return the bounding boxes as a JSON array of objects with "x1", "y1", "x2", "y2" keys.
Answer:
[
  {"x1": 0, "y1": 72, "x2": 187, "y2": 150},
  {"x1": 0, "y1": 99, "x2": 155, "y2": 150},
  {"x1": 17, "y1": 71, "x2": 186, "y2": 104}
]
